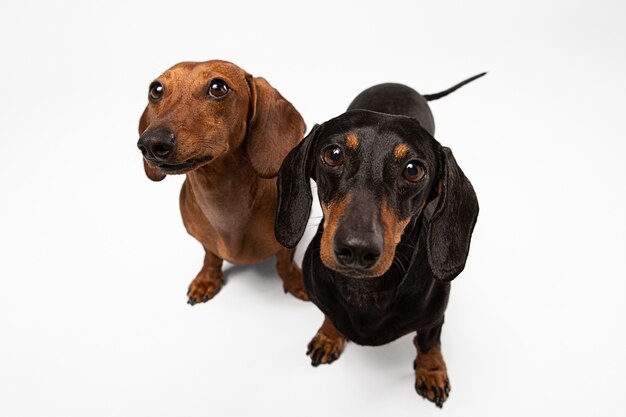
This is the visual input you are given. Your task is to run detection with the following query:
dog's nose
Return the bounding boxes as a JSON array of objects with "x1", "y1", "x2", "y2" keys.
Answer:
[
  {"x1": 334, "y1": 230, "x2": 382, "y2": 271},
  {"x1": 137, "y1": 129, "x2": 176, "y2": 162}
]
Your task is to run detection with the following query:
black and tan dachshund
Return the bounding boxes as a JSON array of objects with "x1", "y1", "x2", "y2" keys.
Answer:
[{"x1": 275, "y1": 73, "x2": 483, "y2": 407}]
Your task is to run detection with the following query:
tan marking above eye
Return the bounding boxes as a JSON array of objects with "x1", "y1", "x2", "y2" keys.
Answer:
[
  {"x1": 394, "y1": 143, "x2": 409, "y2": 159},
  {"x1": 345, "y1": 134, "x2": 359, "y2": 150}
]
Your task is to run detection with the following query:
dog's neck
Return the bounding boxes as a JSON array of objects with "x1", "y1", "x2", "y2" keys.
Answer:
[
  {"x1": 321, "y1": 215, "x2": 424, "y2": 312},
  {"x1": 184, "y1": 147, "x2": 271, "y2": 232},
  {"x1": 187, "y1": 145, "x2": 248, "y2": 181}
]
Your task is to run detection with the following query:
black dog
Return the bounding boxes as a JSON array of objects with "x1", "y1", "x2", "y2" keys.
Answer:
[{"x1": 275, "y1": 73, "x2": 483, "y2": 407}]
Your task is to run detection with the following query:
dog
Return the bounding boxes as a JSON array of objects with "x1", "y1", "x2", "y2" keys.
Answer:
[
  {"x1": 137, "y1": 60, "x2": 308, "y2": 304},
  {"x1": 275, "y1": 73, "x2": 484, "y2": 407}
]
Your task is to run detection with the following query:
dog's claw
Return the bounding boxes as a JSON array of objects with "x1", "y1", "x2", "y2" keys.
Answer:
[
  {"x1": 310, "y1": 349, "x2": 321, "y2": 366},
  {"x1": 415, "y1": 374, "x2": 449, "y2": 407},
  {"x1": 306, "y1": 331, "x2": 345, "y2": 367},
  {"x1": 414, "y1": 345, "x2": 449, "y2": 407},
  {"x1": 186, "y1": 273, "x2": 223, "y2": 305}
]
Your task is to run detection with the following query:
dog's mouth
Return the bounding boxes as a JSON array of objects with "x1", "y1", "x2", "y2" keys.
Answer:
[
  {"x1": 326, "y1": 264, "x2": 387, "y2": 280},
  {"x1": 152, "y1": 155, "x2": 214, "y2": 174},
  {"x1": 322, "y1": 249, "x2": 396, "y2": 280}
]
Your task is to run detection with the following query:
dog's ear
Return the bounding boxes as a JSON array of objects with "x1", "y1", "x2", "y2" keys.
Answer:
[
  {"x1": 275, "y1": 124, "x2": 321, "y2": 248},
  {"x1": 245, "y1": 75, "x2": 306, "y2": 179},
  {"x1": 423, "y1": 147, "x2": 478, "y2": 281},
  {"x1": 139, "y1": 107, "x2": 166, "y2": 182}
]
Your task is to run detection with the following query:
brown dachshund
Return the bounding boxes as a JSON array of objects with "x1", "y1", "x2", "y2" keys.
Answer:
[{"x1": 137, "y1": 60, "x2": 307, "y2": 304}]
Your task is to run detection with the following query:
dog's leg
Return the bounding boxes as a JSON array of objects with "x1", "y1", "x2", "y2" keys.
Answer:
[
  {"x1": 307, "y1": 316, "x2": 346, "y2": 366},
  {"x1": 275, "y1": 246, "x2": 308, "y2": 300},
  {"x1": 413, "y1": 320, "x2": 450, "y2": 408},
  {"x1": 187, "y1": 249, "x2": 224, "y2": 305}
]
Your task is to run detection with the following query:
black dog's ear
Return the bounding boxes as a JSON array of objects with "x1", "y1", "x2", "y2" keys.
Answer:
[
  {"x1": 275, "y1": 124, "x2": 321, "y2": 248},
  {"x1": 423, "y1": 147, "x2": 479, "y2": 281}
]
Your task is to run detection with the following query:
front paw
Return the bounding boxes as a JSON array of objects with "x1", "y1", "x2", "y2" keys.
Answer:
[
  {"x1": 415, "y1": 372, "x2": 450, "y2": 408},
  {"x1": 306, "y1": 330, "x2": 345, "y2": 366},
  {"x1": 187, "y1": 271, "x2": 224, "y2": 305},
  {"x1": 414, "y1": 346, "x2": 450, "y2": 408}
]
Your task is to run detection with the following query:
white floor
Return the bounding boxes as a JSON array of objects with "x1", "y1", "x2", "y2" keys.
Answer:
[{"x1": 1, "y1": 1, "x2": 625, "y2": 416}]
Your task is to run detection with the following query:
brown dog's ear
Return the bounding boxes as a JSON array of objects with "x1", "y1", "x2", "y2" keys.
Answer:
[
  {"x1": 423, "y1": 147, "x2": 478, "y2": 281},
  {"x1": 275, "y1": 124, "x2": 321, "y2": 248},
  {"x1": 138, "y1": 107, "x2": 166, "y2": 182},
  {"x1": 245, "y1": 75, "x2": 306, "y2": 179}
]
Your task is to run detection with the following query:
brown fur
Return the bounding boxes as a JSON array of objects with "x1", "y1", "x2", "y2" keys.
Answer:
[
  {"x1": 320, "y1": 195, "x2": 352, "y2": 270},
  {"x1": 319, "y1": 195, "x2": 410, "y2": 278},
  {"x1": 393, "y1": 143, "x2": 409, "y2": 159},
  {"x1": 138, "y1": 60, "x2": 308, "y2": 303},
  {"x1": 345, "y1": 133, "x2": 359, "y2": 150},
  {"x1": 376, "y1": 198, "x2": 411, "y2": 276},
  {"x1": 413, "y1": 342, "x2": 450, "y2": 406},
  {"x1": 306, "y1": 316, "x2": 346, "y2": 366}
]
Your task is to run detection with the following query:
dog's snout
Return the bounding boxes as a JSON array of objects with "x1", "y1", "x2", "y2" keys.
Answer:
[
  {"x1": 137, "y1": 129, "x2": 176, "y2": 162},
  {"x1": 334, "y1": 230, "x2": 383, "y2": 271}
]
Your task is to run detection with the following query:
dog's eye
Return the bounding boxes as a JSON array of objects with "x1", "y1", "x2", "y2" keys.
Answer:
[
  {"x1": 149, "y1": 82, "x2": 164, "y2": 102},
  {"x1": 208, "y1": 79, "x2": 230, "y2": 98},
  {"x1": 321, "y1": 145, "x2": 344, "y2": 167},
  {"x1": 404, "y1": 161, "x2": 425, "y2": 182}
]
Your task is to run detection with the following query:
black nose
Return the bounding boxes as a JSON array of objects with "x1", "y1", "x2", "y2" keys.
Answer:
[
  {"x1": 334, "y1": 229, "x2": 383, "y2": 271},
  {"x1": 137, "y1": 129, "x2": 176, "y2": 162}
]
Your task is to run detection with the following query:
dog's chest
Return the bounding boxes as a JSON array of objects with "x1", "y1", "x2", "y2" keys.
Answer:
[
  {"x1": 305, "y1": 242, "x2": 450, "y2": 345},
  {"x1": 331, "y1": 285, "x2": 447, "y2": 345}
]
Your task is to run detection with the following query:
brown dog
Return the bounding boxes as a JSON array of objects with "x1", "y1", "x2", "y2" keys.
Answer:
[{"x1": 137, "y1": 60, "x2": 307, "y2": 304}]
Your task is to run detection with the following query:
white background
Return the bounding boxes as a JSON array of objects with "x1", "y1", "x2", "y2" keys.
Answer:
[{"x1": 1, "y1": 1, "x2": 625, "y2": 416}]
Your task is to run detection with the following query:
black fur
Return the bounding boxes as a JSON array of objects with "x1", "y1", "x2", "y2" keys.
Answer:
[{"x1": 276, "y1": 75, "x2": 480, "y2": 350}]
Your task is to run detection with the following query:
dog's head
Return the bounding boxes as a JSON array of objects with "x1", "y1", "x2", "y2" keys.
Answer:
[
  {"x1": 275, "y1": 110, "x2": 478, "y2": 281},
  {"x1": 137, "y1": 60, "x2": 305, "y2": 181}
]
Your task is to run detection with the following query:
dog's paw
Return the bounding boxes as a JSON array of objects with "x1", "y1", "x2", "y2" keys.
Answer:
[
  {"x1": 306, "y1": 330, "x2": 345, "y2": 366},
  {"x1": 415, "y1": 372, "x2": 450, "y2": 408},
  {"x1": 414, "y1": 347, "x2": 450, "y2": 408},
  {"x1": 282, "y1": 265, "x2": 309, "y2": 301},
  {"x1": 187, "y1": 271, "x2": 224, "y2": 305}
]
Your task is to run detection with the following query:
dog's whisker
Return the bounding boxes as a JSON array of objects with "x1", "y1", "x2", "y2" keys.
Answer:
[{"x1": 391, "y1": 256, "x2": 407, "y2": 277}]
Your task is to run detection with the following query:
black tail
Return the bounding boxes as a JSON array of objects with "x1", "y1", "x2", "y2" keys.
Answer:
[{"x1": 423, "y1": 72, "x2": 487, "y2": 101}]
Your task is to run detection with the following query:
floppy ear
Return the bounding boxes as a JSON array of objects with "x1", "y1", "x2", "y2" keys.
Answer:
[
  {"x1": 275, "y1": 124, "x2": 321, "y2": 248},
  {"x1": 423, "y1": 147, "x2": 479, "y2": 281},
  {"x1": 245, "y1": 75, "x2": 306, "y2": 178},
  {"x1": 138, "y1": 106, "x2": 166, "y2": 182}
]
